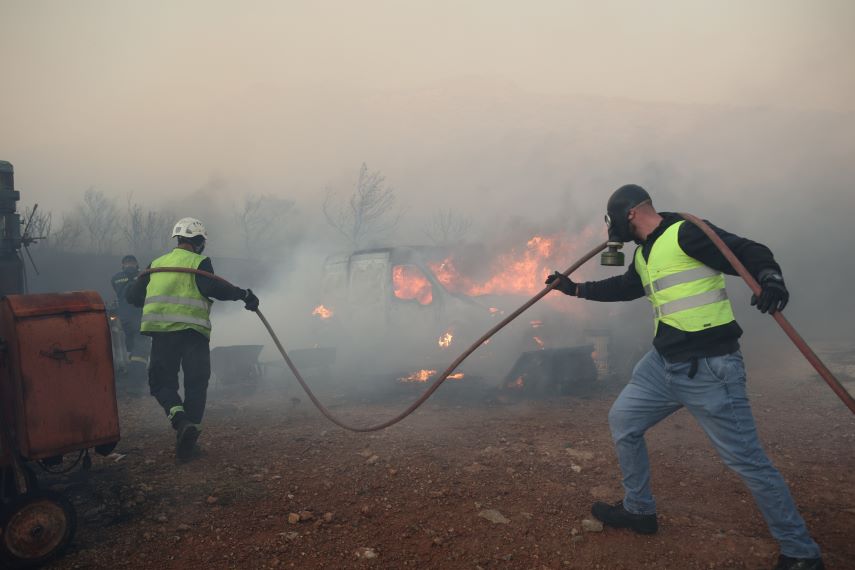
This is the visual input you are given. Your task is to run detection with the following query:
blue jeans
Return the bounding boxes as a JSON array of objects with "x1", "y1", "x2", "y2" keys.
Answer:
[{"x1": 608, "y1": 349, "x2": 821, "y2": 559}]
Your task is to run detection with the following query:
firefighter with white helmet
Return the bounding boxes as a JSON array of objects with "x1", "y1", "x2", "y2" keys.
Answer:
[
  {"x1": 172, "y1": 216, "x2": 208, "y2": 241},
  {"x1": 126, "y1": 217, "x2": 259, "y2": 461}
]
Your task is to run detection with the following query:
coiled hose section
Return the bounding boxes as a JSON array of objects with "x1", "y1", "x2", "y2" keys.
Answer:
[{"x1": 141, "y1": 215, "x2": 854, "y2": 431}]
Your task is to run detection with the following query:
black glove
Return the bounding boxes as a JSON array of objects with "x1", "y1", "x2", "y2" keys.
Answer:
[
  {"x1": 545, "y1": 271, "x2": 577, "y2": 296},
  {"x1": 751, "y1": 271, "x2": 788, "y2": 314},
  {"x1": 242, "y1": 288, "x2": 260, "y2": 312}
]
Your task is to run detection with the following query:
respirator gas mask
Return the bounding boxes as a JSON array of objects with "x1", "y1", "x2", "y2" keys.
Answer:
[{"x1": 600, "y1": 184, "x2": 652, "y2": 267}]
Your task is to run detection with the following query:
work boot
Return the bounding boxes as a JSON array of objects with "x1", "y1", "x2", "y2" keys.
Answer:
[
  {"x1": 175, "y1": 420, "x2": 201, "y2": 461},
  {"x1": 773, "y1": 555, "x2": 825, "y2": 570},
  {"x1": 591, "y1": 500, "x2": 658, "y2": 535},
  {"x1": 169, "y1": 407, "x2": 187, "y2": 430}
]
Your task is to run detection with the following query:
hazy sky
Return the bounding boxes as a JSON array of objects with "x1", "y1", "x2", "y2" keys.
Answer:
[
  {"x1": 4, "y1": 1, "x2": 853, "y2": 109},
  {"x1": 1, "y1": 1, "x2": 852, "y2": 213}
]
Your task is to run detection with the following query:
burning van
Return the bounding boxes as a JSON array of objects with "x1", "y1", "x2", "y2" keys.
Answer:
[
  {"x1": 309, "y1": 241, "x2": 612, "y2": 394},
  {"x1": 315, "y1": 247, "x2": 493, "y2": 372}
]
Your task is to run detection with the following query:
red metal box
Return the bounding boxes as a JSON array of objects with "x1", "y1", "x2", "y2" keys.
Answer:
[{"x1": 0, "y1": 291, "x2": 120, "y2": 460}]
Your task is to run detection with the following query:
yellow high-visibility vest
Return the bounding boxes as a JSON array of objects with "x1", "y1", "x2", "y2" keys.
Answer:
[
  {"x1": 635, "y1": 221, "x2": 735, "y2": 333},
  {"x1": 141, "y1": 249, "x2": 212, "y2": 338}
]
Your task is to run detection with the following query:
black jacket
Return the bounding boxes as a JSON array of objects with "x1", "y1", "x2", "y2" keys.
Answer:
[
  {"x1": 578, "y1": 213, "x2": 782, "y2": 361},
  {"x1": 125, "y1": 254, "x2": 245, "y2": 311},
  {"x1": 111, "y1": 269, "x2": 142, "y2": 322}
]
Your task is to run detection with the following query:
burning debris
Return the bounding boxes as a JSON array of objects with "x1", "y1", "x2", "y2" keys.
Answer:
[
  {"x1": 438, "y1": 329, "x2": 454, "y2": 348},
  {"x1": 399, "y1": 369, "x2": 436, "y2": 383},
  {"x1": 502, "y1": 346, "x2": 597, "y2": 396},
  {"x1": 312, "y1": 304, "x2": 334, "y2": 319},
  {"x1": 397, "y1": 369, "x2": 464, "y2": 383}
]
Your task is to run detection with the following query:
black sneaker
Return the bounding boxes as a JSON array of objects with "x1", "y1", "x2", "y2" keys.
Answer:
[
  {"x1": 774, "y1": 555, "x2": 825, "y2": 570},
  {"x1": 591, "y1": 500, "x2": 658, "y2": 535},
  {"x1": 175, "y1": 421, "x2": 201, "y2": 461}
]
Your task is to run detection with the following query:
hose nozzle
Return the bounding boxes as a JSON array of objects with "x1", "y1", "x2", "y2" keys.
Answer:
[{"x1": 600, "y1": 241, "x2": 625, "y2": 266}]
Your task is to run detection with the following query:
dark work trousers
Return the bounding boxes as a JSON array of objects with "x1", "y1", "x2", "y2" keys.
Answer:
[
  {"x1": 121, "y1": 319, "x2": 141, "y2": 353},
  {"x1": 148, "y1": 329, "x2": 211, "y2": 426}
]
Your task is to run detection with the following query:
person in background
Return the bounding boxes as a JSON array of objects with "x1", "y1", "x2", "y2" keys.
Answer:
[{"x1": 111, "y1": 254, "x2": 149, "y2": 390}]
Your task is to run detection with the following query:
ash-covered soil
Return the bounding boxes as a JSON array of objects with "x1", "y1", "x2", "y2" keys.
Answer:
[{"x1": 43, "y1": 355, "x2": 855, "y2": 570}]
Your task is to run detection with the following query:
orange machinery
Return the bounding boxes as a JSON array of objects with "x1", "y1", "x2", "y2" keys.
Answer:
[{"x1": 0, "y1": 291, "x2": 120, "y2": 568}]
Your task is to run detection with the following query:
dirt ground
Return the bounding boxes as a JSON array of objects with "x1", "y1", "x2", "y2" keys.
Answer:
[{"x1": 42, "y1": 349, "x2": 855, "y2": 570}]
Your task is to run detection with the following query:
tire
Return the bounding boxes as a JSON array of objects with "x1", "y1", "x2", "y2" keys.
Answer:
[{"x1": 0, "y1": 491, "x2": 77, "y2": 569}]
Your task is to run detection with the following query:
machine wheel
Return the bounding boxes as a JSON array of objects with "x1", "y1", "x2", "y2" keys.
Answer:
[{"x1": 0, "y1": 491, "x2": 76, "y2": 568}]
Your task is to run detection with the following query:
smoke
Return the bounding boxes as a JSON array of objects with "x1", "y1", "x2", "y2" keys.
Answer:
[{"x1": 4, "y1": 2, "x2": 853, "y2": 407}]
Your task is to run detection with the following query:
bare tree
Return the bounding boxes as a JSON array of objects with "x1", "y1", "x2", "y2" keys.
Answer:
[
  {"x1": 50, "y1": 214, "x2": 84, "y2": 252},
  {"x1": 424, "y1": 208, "x2": 473, "y2": 246},
  {"x1": 234, "y1": 194, "x2": 300, "y2": 259},
  {"x1": 124, "y1": 193, "x2": 172, "y2": 256},
  {"x1": 77, "y1": 189, "x2": 119, "y2": 253},
  {"x1": 322, "y1": 163, "x2": 402, "y2": 249}
]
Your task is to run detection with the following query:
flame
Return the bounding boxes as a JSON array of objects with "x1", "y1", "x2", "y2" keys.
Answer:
[
  {"x1": 533, "y1": 336, "x2": 545, "y2": 349},
  {"x1": 428, "y1": 233, "x2": 585, "y2": 297},
  {"x1": 508, "y1": 376, "x2": 525, "y2": 389},
  {"x1": 399, "y1": 369, "x2": 436, "y2": 383},
  {"x1": 393, "y1": 265, "x2": 433, "y2": 305},
  {"x1": 399, "y1": 370, "x2": 464, "y2": 383},
  {"x1": 488, "y1": 307, "x2": 502, "y2": 315},
  {"x1": 312, "y1": 304, "x2": 333, "y2": 319},
  {"x1": 438, "y1": 329, "x2": 453, "y2": 348},
  {"x1": 530, "y1": 320, "x2": 543, "y2": 328}
]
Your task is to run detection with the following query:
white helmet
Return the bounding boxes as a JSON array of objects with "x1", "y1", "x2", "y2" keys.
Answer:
[{"x1": 171, "y1": 217, "x2": 208, "y2": 240}]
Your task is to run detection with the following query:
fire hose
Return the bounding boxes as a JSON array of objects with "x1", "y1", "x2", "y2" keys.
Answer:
[
  {"x1": 679, "y1": 213, "x2": 855, "y2": 415},
  {"x1": 141, "y1": 214, "x2": 855, "y2": 432}
]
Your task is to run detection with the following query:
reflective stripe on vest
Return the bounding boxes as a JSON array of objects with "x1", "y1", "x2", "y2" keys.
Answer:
[
  {"x1": 635, "y1": 220, "x2": 735, "y2": 333},
  {"x1": 141, "y1": 249, "x2": 213, "y2": 338},
  {"x1": 144, "y1": 295, "x2": 211, "y2": 310},
  {"x1": 141, "y1": 313, "x2": 212, "y2": 329},
  {"x1": 654, "y1": 288, "x2": 729, "y2": 318},
  {"x1": 643, "y1": 265, "x2": 720, "y2": 296}
]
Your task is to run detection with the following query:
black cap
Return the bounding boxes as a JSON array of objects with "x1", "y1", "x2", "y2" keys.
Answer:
[{"x1": 606, "y1": 184, "x2": 651, "y2": 243}]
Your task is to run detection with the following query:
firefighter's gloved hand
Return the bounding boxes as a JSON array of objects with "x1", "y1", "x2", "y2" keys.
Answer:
[
  {"x1": 242, "y1": 289, "x2": 260, "y2": 312},
  {"x1": 751, "y1": 271, "x2": 788, "y2": 314},
  {"x1": 545, "y1": 271, "x2": 577, "y2": 296}
]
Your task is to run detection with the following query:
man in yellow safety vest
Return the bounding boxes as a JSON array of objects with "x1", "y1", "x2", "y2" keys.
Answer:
[
  {"x1": 546, "y1": 185, "x2": 822, "y2": 570},
  {"x1": 126, "y1": 217, "x2": 259, "y2": 461}
]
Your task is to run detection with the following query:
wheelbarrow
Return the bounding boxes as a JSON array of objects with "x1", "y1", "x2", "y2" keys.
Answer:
[
  {"x1": 502, "y1": 345, "x2": 598, "y2": 397},
  {"x1": 210, "y1": 345, "x2": 265, "y2": 392}
]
